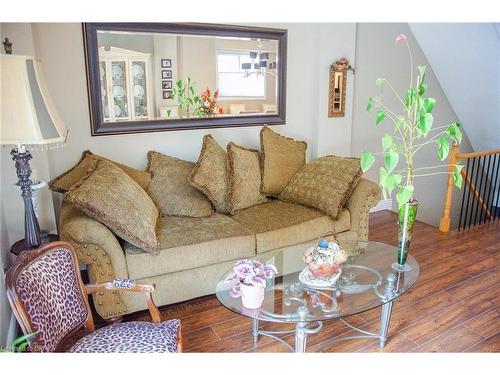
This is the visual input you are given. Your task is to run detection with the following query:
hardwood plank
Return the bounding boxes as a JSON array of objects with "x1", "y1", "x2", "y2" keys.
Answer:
[
  {"x1": 180, "y1": 306, "x2": 241, "y2": 334},
  {"x1": 411, "y1": 325, "x2": 483, "y2": 353},
  {"x1": 464, "y1": 333, "x2": 500, "y2": 353},
  {"x1": 182, "y1": 327, "x2": 220, "y2": 351},
  {"x1": 357, "y1": 290, "x2": 458, "y2": 331},
  {"x1": 462, "y1": 307, "x2": 500, "y2": 338},
  {"x1": 445, "y1": 267, "x2": 500, "y2": 300},
  {"x1": 461, "y1": 252, "x2": 500, "y2": 276},
  {"x1": 359, "y1": 269, "x2": 471, "y2": 323},
  {"x1": 362, "y1": 333, "x2": 418, "y2": 352},
  {"x1": 400, "y1": 286, "x2": 497, "y2": 344}
]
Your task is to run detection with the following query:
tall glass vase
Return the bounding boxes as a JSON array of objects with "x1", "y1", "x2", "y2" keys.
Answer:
[{"x1": 392, "y1": 199, "x2": 419, "y2": 272}]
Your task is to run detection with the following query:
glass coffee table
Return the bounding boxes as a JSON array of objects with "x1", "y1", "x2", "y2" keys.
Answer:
[{"x1": 216, "y1": 240, "x2": 419, "y2": 352}]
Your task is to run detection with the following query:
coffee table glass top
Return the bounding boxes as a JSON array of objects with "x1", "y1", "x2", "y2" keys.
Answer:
[{"x1": 216, "y1": 240, "x2": 419, "y2": 323}]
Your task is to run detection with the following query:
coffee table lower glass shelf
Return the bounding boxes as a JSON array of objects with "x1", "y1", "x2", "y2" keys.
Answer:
[{"x1": 215, "y1": 240, "x2": 419, "y2": 352}]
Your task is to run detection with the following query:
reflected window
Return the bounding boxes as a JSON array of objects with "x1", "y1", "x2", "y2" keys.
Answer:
[{"x1": 216, "y1": 50, "x2": 265, "y2": 99}]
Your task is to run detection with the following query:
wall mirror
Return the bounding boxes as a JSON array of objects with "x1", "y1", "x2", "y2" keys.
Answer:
[
  {"x1": 328, "y1": 58, "x2": 353, "y2": 118},
  {"x1": 83, "y1": 23, "x2": 287, "y2": 135}
]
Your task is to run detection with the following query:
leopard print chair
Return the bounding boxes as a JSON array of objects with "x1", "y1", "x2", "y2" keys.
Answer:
[{"x1": 6, "y1": 241, "x2": 182, "y2": 353}]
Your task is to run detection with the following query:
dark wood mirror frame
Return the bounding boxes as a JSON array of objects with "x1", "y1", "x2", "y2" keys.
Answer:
[{"x1": 83, "y1": 23, "x2": 287, "y2": 136}]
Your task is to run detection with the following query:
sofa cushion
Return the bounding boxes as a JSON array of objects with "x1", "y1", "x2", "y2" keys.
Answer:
[
  {"x1": 231, "y1": 200, "x2": 350, "y2": 254},
  {"x1": 64, "y1": 159, "x2": 160, "y2": 254},
  {"x1": 124, "y1": 213, "x2": 255, "y2": 279},
  {"x1": 49, "y1": 150, "x2": 151, "y2": 193},
  {"x1": 279, "y1": 155, "x2": 362, "y2": 220},
  {"x1": 227, "y1": 142, "x2": 268, "y2": 214},
  {"x1": 188, "y1": 135, "x2": 231, "y2": 214},
  {"x1": 260, "y1": 126, "x2": 307, "y2": 196},
  {"x1": 146, "y1": 151, "x2": 213, "y2": 218}
]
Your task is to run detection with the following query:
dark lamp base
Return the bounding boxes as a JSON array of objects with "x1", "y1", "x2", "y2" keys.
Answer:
[{"x1": 10, "y1": 232, "x2": 60, "y2": 256}]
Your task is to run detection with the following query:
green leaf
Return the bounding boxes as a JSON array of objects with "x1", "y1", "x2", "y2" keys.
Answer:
[
  {"x1": 446, "y1": 122, "x2": 463, "y2": 144},
  {"x1": 404, "y1": 89, "x2": 417, "y2": 108},
  {"x1": 453, "y1": 164, "x2": 464, "y2": 188},
  {"x1": 366, "y1": 97, "x2": 373, "y2": 112},
  {"x1": 360, "y1": 151, "x2": 375, "y2": 172},
  {"x1": 189, "y1": 86, "x2": 195, "y2": 96},
  {"x1": 12, "y1": 333, "x2": 35, "y2": 347},
  {"x1": 386, "y1": 173, "x2": 403, "y2": 195},
  {"x1": 418, "y1": 113, "x2": 433, "y2": 137},
  {"x1": 437, "y1": 136, "x2": 450, "y2": 160},
  {"x1": 381, "y1": 134, "x2": 394, "y2": 152},
  {"x1": 396, "y1": 185, "x2": 414, "y2": 208},
  {"x1": 423, "y1": 97, "x2": 436, "y2": 113},
  {"x1": 379, "y1": 167, "x2": 388, "y2": 199},
  {"x1": 394, "y1": 116, "x2": 405, "y2": 132},
  {"x1": 384, "y1": 151, "x2": 399, "y2": 174},
  {"x1": 418, "y1": 83, "x2": 427, "y2": 95},
  {"x1": 376, "y1": 110, "x2": 386, "y2": 126},
  {"x1": 166, "y1": 109, "x2": 171, "y2": 117},
  {"x1": 376, "y1": 78, "x2": 385, "y2": 88},
  {"x1": 417, "y1": 65, "x2": 426, "y2": 84}
]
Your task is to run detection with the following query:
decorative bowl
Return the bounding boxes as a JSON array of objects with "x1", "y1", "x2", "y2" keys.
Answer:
[{"x1": 303, "y1": 239, "x2": 348, "y2": 280}]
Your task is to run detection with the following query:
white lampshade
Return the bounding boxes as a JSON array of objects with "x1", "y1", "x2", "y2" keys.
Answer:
[{"x1": 0, "y1": 54, "x2": 68, "y2": 148}]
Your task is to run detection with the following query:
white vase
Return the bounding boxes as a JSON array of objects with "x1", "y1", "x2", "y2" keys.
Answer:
[{"x1": 240, "y1": 283, "x2": 265, "y2": 309}]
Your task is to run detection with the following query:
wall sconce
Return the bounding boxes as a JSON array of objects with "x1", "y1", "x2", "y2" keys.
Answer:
[{"x1": 328, "y1": 57, "x2": 355, "y2": 118}]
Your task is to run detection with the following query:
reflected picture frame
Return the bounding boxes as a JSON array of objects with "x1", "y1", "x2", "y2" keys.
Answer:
[{"x1": 83, "y1": 23, "x2": 287, "y2": 136}]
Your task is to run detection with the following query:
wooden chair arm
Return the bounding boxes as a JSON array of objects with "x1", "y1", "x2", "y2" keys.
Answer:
[{"x1": 85, "y1": 279, "x2": 161, "y2": 323}]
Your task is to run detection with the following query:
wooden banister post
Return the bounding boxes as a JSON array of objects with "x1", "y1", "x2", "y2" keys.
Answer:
[{"x1": 439, "y1": 141, "x2": 459, "y2": 232}]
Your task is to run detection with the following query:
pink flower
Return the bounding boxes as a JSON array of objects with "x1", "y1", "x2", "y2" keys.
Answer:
[
  {"x1": 230, "y1": 284, "x2": 241, "y2": 298},
  {"x1": 395, "y1": 34, "x2": 407, "y2": 44},
  {"x1": 234, "y1": 263, "x2": 252, "y2": 278}
]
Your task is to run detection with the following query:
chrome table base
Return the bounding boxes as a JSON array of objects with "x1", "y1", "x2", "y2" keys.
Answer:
[{"x1": 251, "y1": 272, "x2": 398, "y2": 352}]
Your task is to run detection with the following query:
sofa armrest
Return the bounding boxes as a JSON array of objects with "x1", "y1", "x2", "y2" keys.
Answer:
[
  {"x1": 345, "y1": 178, "x2": 381, "y2": 241},
  {"x1": 59, "y1": 201, "x2": 129, "y2": 319}
]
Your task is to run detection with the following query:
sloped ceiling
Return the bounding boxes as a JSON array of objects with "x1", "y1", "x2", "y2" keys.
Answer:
[{"x1": 409, "y1": 23, "x2": 500, "y2": 152}]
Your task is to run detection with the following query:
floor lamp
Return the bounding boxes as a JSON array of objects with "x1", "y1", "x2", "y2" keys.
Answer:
[{"x1": 1, "y1": 41, "x2": 68, "y2": 254}]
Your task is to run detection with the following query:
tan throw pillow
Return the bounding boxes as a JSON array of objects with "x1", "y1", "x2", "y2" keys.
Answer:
[
  {"x1": 227, "y1": 142, "x2": 269, "y2": 214},
  {"x1": 279, "y1": 155, "x2": 362, "y2": 219},
  {"x1": 146, "y1": 151, "x2": 213, "y2": 218},
  {"x1": 49, "y1": 150, "x2": 151, "y2": 193},
  {"x1": 260, "y1": 126, "x2": 307, "y2": 196},
  {"x1": 188, "y1": 135, "x2": 231, "y2": 214},
  {"x1": 64, "y1": 159, "x2": 160, "y2": 254}
]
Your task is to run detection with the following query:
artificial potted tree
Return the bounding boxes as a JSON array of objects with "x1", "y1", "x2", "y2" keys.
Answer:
[{"x1": 361, "y1": 34, "x2": 463, "y2": 271}]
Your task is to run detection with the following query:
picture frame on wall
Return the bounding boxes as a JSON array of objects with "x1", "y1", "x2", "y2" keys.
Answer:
[
  {"x1": 161, "y1": 58, "x2": 172, "y2": 68},
  {"x1": 162, "y1": 90, "x2": 172, "y2": 99},
  {"x1": 162, "y1": 80, "x2": 172, "y2": 90},
  {"x1": 162, "y1": 70, "x2": 172, "y2": 79}
]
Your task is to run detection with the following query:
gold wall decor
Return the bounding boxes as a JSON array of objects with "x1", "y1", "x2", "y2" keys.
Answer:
[{"x1": 328, "y1": 57, "x2": 354, "y2": 118}]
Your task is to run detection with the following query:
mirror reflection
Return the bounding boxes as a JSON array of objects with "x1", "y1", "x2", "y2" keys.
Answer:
[{"x1": 96, "y1": 31, "x2": 279, "y2": 123}]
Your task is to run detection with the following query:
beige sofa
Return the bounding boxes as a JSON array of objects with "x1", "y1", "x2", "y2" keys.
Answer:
[{"x1": 59, "y1": 178, "x2": 380, "y2": 320}]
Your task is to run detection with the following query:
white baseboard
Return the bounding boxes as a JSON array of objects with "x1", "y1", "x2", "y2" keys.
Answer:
[
  {"x1": 370, "y1": 199, "x2": 393, "y2": 212},
  {"x1": 6, "y1": 311, "x2": 17, "y2": 347}
]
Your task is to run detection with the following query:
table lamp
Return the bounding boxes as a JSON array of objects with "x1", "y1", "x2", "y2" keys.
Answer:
[{"x1": 1, "y1": 39, "x2": 68, "y2": 253}]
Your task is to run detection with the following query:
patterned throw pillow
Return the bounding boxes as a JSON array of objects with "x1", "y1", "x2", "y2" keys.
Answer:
[
  {"x1": 146, "y1": 151, "x2": 213, "y2": 218},
  {"x1": 227, "y1": 142, "x2": 269, "y2": 214},
  {"x1": 279, "y1": 155, "x2": 362, "y2": 219},
  {"x1": 260, "y1": 126, "x2": 307, "y2": 196},
  {"x1": 64, "y1": 159, "x2": 160, "y2": 254},
  {"x1": 188, "y1": 135, "x2": 231, "y2": 214},
  {"x1": 49, "y1": 150, "x2": 151, "y2": 193}
]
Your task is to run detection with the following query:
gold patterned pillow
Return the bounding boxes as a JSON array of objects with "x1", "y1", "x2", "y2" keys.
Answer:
[
  {"x1": 279, "y1": 156, "x2": 362, "y2": 219},
  {"x1": 260, "y1": 126, "x2": 307, "y2": 196},
  {"x1": 49, "y1": 150, "x2": 151, "y2": 193},
  {"x1": 147, "y1": 151, "x2": 213, "y2": 218},
  {"x1": 227, "y1": 142, "x2": 269, "y2": 214},
  {"x1": 188, "y1": 135, "x2": 231, "y2": 214},
  {"x1": 64, "y1": 159, "x2": 160, "y2": 254}
]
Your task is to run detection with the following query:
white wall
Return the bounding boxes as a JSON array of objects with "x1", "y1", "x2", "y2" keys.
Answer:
[
  {"x1": 409, "y1": 23, "x2": 500, "y2": 152},
  {"x1": 351, "y1": 23, "x2": 474, "y2": 227}
]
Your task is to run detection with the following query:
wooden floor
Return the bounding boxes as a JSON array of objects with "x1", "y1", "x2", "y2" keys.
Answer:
[{"x1": 124, "y1": 210, "x2": 500, "y2": 353}]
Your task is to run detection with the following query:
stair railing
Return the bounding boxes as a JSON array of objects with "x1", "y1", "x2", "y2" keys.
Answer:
[{"x1": 439, "y1": 143, "x2": 500, "y2": 232}]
